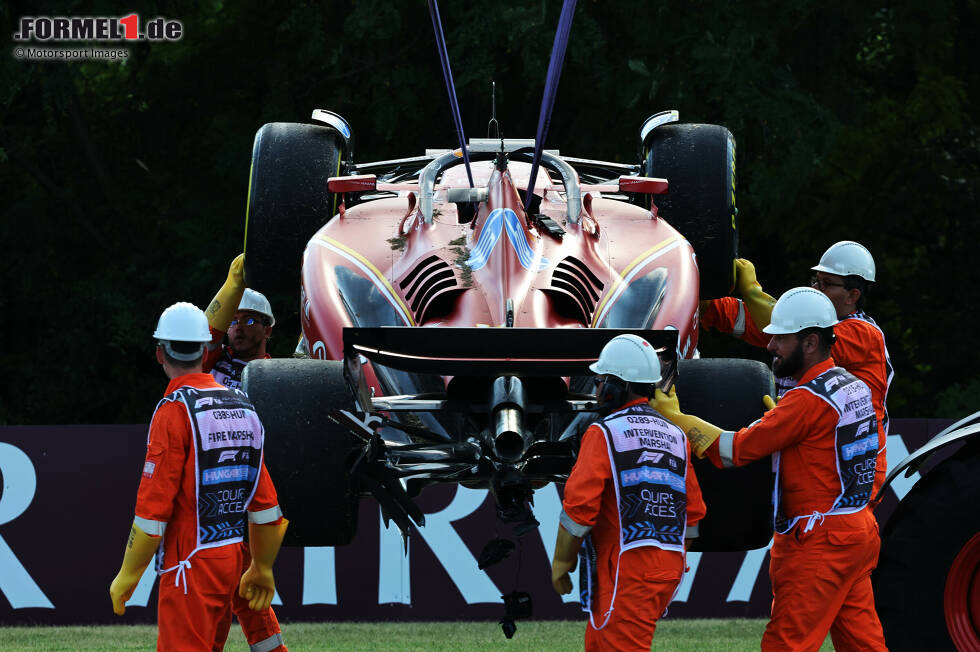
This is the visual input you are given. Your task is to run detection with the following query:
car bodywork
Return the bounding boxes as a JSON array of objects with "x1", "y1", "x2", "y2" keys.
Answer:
[
  {"x1": 242, "y1": 109, "x2": 773, "y2": 556},
  {"x1": 300, "y1": 143, "x2": 699, "y2": 362}
]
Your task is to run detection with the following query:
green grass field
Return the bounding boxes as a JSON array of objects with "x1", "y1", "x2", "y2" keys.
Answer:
[{"x1": 0, "y1": 620, "x2": 833, "y2": 651}]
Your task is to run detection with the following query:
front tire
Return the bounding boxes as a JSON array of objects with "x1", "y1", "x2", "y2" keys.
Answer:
[
  {"x1": 242, "y1": 358, "x2": 360, "y2": 546},
  {"x1": 874, "y1": 441, "x2": 980, "y2": 651}
]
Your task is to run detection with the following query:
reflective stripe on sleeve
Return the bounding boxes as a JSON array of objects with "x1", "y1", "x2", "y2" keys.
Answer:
[
  {"x1": 250, "y1": 632, "x2": 284, "y2": 652},
  {"x1": 248, "y1": 505, "x2": 283, "y2": 524},
  {"x1": 733, "y1": 301, "x2": 746, "y2": 337},
  {"x1": 559, "y1": 509, "x2": 592, "y2": 538},
  {"x1": 719, "y1": 431, "x2": 736, "y2": 468},
  {"x1": 134, "y1": 515, "x2": 167, "y2": 537}
]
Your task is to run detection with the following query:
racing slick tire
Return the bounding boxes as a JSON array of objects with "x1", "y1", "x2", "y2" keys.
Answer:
[
  {"x1": 242, "y1": 358, "x2": 360, "y2": 546},
  {"x1": 676, "y1": 357, "x2": 775, "y2": 552},
  {"x1": 873, "y1": 441, "x2": 980, "y2": 651},
  {"x1": 244, "y1": 121, "x2": 347, "y2": 299},
  {"x1": 643, "y1": 123, "x2": 738, "y2": 299}
]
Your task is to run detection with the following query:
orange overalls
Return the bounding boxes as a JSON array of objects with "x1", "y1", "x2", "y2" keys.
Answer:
[
  {"x1": 562, "y1": 398, "x2": 706, "y2": 651},
  {"x1": 134, "y1": 373, "x2": 286, "y2": 651},
  {"x1": 701, "y1": 298, "x2": 892, "y2": 495},
  {"x1": 704, "y1": 358, "x2": 887, "y2": 651}
]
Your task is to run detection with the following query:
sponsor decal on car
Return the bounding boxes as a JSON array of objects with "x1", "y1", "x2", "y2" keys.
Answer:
[{"x1": 466, "y1": 208, "x2": 549, "y2": 272}]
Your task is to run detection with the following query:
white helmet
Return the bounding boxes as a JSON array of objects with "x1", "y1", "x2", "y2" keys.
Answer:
[
  {"x1": 811, "y1": 241, "x2": 876, "y2": 282},
  {"x1": 589, "y1": 334, "x2": 662, "y2": 383},
  {"x1": 763, "y1": 287, "x2": 838, "y2": 334},
  {"x1": 238, "y1": 288, "x2": 275, "y2": 327},
  {"x1": 153, "y1": 302, "x2": 211, "y2": 342}
]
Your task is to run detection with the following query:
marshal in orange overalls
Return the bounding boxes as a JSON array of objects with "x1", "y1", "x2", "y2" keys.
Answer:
[
  {"x1": 701, "y1": 297, "x2": 892, "y2": 496},
  {"x1": 704, "y1": 358, "x2": 887, "y2": 651},
  {"x1": 135, "y1": 373, "x2": 286, "y2": 651},
  {"x1": 563, "y1": 398, "x2": 706, "y2": 651}
]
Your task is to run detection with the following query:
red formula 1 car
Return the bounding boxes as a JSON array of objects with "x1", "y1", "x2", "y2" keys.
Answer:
[{"x1": 241, "y1": 109, "x2": 774, "y2": 555}]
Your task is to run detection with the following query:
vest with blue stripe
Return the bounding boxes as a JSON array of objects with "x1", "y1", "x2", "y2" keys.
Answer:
[
  {"x1": 578, "y1": 402, "x2": 689, "y2": 624},
  {"x1": 773, "y1": 367, "x2": 878, "y2": 534},
  {"x1": 166, "y1": 385, "x2": 264, "y2": 548}
]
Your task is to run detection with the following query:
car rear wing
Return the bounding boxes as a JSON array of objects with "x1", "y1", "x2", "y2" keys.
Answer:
[{"x1": 344, "y1": 326, "x2": 678, "y2": 383}]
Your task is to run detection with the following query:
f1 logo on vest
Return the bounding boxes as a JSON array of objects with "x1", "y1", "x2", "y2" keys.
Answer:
[
  {"x1": 218, "y1": 450, "x2": 239, "y2": 463},
  {"x1": 637, "y1": 451, "x2": 664, "y2": 464},
  {"x1": 824, "y1": 375, "x2": 844, "y2": 392}
]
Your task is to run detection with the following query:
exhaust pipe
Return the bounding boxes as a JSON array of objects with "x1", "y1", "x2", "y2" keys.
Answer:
[{"x1": 489, "y1": 376, "x2": 529, "y2": 462}]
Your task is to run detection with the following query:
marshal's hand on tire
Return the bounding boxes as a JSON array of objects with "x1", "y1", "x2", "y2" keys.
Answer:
[
  {"x1": 652, "y1": 388, "x2": 722, "y2": 458},
  {"x1": 206, "y1": 253, "x2": 246, "y2": 331},
  {"x1": 735, "y1": 258, "x2": 776, "y2": 330}
]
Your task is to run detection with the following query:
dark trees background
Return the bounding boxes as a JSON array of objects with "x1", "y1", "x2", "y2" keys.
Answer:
[{"x1": 1, "y1": 0, "x2": 978, "y2": 424}]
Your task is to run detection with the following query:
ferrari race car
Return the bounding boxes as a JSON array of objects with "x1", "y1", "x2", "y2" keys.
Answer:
[{"x1": 240, "y1": 109, "x2": 775, "y2": 556}]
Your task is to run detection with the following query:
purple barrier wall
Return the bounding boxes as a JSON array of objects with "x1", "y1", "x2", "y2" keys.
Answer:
[{"x1": 0, "y1": 420, "x2": 955, "y2": 625}]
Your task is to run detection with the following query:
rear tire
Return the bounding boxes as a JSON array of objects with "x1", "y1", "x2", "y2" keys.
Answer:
[
  {"x1": 244, "y1": 122, "x2": 347, "y2": 298},
  {"x1": 643, "y1": 123, "x2": 738, "y2": 299},
  {"x1": 242, "y1": 358, "x2": 359, "y2": 546},
  {"x1": 874, "y1": 442, "x2": 980, "y2": 651},
  {"x1": 675, "y1": 357, "x2": 774, "y2": 551}
]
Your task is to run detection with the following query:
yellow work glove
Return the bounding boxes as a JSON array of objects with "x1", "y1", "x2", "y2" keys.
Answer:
[
  {"x1": 205, "y1": 253, "x2": 246, "y2": 332},
  {"x1": 109, "y1": 523, "x2": 160, "y2": 615},
  {"x1": 763, "y1": 394, "x2": 777, "y2": 411},
  {"x1": 239, "y1": 518, "x2": 289, "y2": 611},
  {"x1": 652, "y1": 387, "x2": 723, "y2": 458},
  {"x1": 551, "y1": 526, "x2": 581, "y2": 595},
  {"x1": 735, "y1": 258, "x2": 776, "y2": 330}
]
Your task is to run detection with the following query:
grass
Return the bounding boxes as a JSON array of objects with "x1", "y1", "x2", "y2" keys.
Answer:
[{"x1": 0, "y1": 619, "x2": 833, "y2": 651}]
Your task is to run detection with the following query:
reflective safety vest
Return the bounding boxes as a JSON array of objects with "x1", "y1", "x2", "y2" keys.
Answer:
[
  {"x1": 774, "y1": 367, "x2": 878, "y2": 534},
  {"x1": 840, "y1": 310, "x2": 894, "y2": 436},
  {"x1": 579, "y1": 402, "x2": 689, "y2": 629},
  {"x1": 210, "y1": 349, "x2": 248, "y2": 390},
  {"x1": 154, "y1": 385, "x2": 264, "y2": 591}
]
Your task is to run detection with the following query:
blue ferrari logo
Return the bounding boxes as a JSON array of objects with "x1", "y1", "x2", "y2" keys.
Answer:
[{"x1": 466, "y1": 208, "x2": 549, "y2": 271}]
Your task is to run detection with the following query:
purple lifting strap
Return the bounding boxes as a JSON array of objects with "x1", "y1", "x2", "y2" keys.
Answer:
[
  {"x1": 428, "y1": 0, "x2": 474, "y2": 188},
  {"x1": 524, "y1": 0, "x2": 577, "y2": 211}
]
